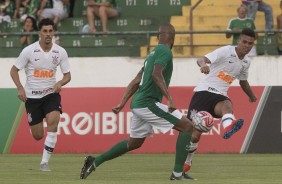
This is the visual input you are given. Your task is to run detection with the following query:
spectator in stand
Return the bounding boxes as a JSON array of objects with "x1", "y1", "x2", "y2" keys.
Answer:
[
  {"x1": 19, "y1": 0, "x2": 40, "y2": 22},
  {"x1": 0, "y1": 0, "x2": 15, "y2": 23},
  {"x1": 20, "y1": 15, "x2": 38, "y2": 48},
  {"x1": 13, "y1": 0, "x2": 21, "y2": 18},
  {"x1": 242, "y1": 0, "x2": 273, "y2": 31},
  {"x1": 276, "y1": 0, "x2": 282, "y2": 55},
  {"x1": 86, "y1": 0, "x2": 121, "y2": 33},
  {"x1": 0, "y1": 0, "x2": 15, "y2": 37},
  {"x1": 68, "y1": 0, "x2": 74, "y2": 17},
  {"x1": 226, "y1": 4, "x2": 257, "y2": 56},
  {"x1": 38, "y1": 0, "x2": 69, "y2": 28}
]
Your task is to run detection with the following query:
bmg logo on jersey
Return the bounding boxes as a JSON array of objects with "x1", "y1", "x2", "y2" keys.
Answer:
[
  {"x1": 217, "y1": 71, "x2": 235, "y2": 84},
  {"x1": 34, "y1": 69, "x2": 54, "y2": 78}
]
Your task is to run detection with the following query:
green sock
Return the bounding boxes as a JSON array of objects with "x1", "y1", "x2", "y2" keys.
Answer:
[
  {"x1": 94, "y1": 140, "x2": 129, "y2": 167},
  {"x1": 173, "y1": 131, "x2": 192, "y2": 173}
]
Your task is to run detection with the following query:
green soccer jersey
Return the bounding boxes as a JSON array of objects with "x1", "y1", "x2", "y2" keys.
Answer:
[
  {"x1": 227, "y1": 18, "x2": 256, "y2": 45},
  {"x1": 130, "y1": 44, "x2": 173, "y2": 108}
]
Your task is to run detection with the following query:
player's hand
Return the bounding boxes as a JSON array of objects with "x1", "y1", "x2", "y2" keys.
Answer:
[
  {"x1": 168, "y1": 100, "x2": 176, "y2": 113},
  {"x1": 249, "y1": 95, "x2": 257, "y2": 102},
  {"x1": 18, "y1": 87, "x2": 27, "y2": 102},
  {"x1": 112, "y1": 104, "x2": 124, "y2": 114},
  {"x1": 200, "y1": 65, "x2": 210, "y2": 74},
  {"x1": 53, "y1": 82, "x2": 62, "y2": 93}
]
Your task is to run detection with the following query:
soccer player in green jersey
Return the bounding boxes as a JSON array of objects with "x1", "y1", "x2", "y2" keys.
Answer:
[{"x1": 80, "y1": 23, "x2": 195, "y2": 180}]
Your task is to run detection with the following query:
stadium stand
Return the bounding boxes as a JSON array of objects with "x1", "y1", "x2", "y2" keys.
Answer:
[
  {"x1": 144, "y1": 0, "x2": 280, "y2": 57},
  {"x1": 0, "y1": 0, "x2": 280, "y2": 57},
  {"x1": 58, "y1": 0, "x2": 190, "y2": 57},
  {"x1": 0, "y1": 0, "x2": 190, "y2": 57}
]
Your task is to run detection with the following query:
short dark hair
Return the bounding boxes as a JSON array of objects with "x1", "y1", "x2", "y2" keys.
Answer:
[
  {"x1": 24, "y1": 16, "x2": 38, "y2": 31},
  {"x1": 241, "y1": 28, "x2": 256, "y2": 39},
  {"x1": 38, "y1": 18, "x2": 54, "y2": 30}
]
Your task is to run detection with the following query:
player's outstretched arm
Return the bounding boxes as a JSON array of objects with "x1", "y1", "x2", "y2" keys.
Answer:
[
  {"x1": 239, "y1": 80, "x2": 257, "y2": 102},
  {"x1": 112, "y1": 68, "x2": 143, "y2": 114}
]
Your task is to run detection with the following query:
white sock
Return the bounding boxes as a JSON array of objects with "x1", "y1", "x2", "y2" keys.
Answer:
[
  {"x1": 185, "y1": 142, "x2": 198, "y2": 164},
  {"x1": 221, "y1": 113, "x2": 235, "y2": 128},
  {"x1": 41, "y1": 132, "x2": 57, "y2": 164},
  {"x1": 172, "y1": 171, "x2": 182, "y2": 177}
]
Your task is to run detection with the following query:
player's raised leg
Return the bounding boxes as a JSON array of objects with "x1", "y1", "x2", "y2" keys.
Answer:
[
  {"x1": 80, "y1": 138, "x2": 145, "y2": 179},
  {"x1": 215, "y1": 100, "x2": 244, "y2": 139}
]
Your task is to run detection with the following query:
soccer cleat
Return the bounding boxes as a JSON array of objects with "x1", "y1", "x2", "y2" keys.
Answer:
[
  {"x1": 80, "y1": 156, "x2": 96, "y2": 179},
  {"x1": 183, "y1": 162, "x2": 191, "y2": 173},
  {"x1": 39, "y1": 162, "x2": 51, "y2": 172},
  {"x1": 222, "y1": 119, "x2": 244, "y2": 139},
  {"x1": 170, "y1": 172, "x2": 195, "y2": 180},
  {"x1": 170, "y1": 173, "x2": 183, "y2": 180},
  {"x1": 183, "y1": 172, "x2": 196, "y2": 180}
]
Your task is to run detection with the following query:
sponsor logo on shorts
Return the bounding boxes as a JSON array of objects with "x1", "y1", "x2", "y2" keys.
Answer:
[{"x1": 27, "y1": 113, "x2": 32, "y2": 123}]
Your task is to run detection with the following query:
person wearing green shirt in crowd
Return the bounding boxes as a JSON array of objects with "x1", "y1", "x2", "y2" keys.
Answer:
[
  {"x1": 226, "y1": 4, "x2": 257, "y2": 56},
  {"x1": 79, "y1": 23, "x2": 195, "y2": 181},
  {"x1": 226, "y1": 4, "x2": 256, "y2": 45}
]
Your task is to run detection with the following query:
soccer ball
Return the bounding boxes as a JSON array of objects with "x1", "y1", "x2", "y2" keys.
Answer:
[{"x1": 192, "y1": 111, "x2": 214, "y2": 132}]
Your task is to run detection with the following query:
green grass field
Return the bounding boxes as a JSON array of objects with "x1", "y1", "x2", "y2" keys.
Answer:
[{"x1": 0, "y1": 154, "x2": 282, "y2": 184}]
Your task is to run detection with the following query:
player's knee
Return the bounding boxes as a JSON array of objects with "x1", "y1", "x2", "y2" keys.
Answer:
[
  {"x1": 33, "y1": 133, "x2": 44, "y2": 141},
  {"x1": 128, "y1": 141, "x2": 143, "y2": 151},
  {"x1": 191, "y1": 130, "x2": 202, "y2": 143},
  {"x1": 128, "y1": 144, "x2": 141, "y2": 150},
  {"x1": 191, "y1": 135, "x2": 200, "y2": 143}
]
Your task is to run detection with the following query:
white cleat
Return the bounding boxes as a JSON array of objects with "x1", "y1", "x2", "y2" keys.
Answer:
[{"x1": 39, "y1": 162, "x2": 51, "y2": 172}]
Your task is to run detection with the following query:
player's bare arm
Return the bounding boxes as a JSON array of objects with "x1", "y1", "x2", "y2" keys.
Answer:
[
  {"x1": 239, "y1": 80, "x2": 257, "y2": 102},
  {"x1": 197, "y1": 57, "x2": 210, "y2": 74},
  {"x1": 53, "y1": 72, "x2": 71, "y2": 93},
  {"x1": 152, "y1": 64, "x2": 175, "y2": 112},
  {"x1": 112, "y1": 68, "x2": 143, "y2": 114},
  {"x1": 10, "y1": 65, "x2": 27, "y2": 102}
]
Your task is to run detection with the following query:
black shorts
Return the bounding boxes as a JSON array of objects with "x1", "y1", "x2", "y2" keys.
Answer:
[
  {"x1": 25, "y1": 93, "x2": 62, "y2": 126},
  {"x1": 187, "y1": 91, "x2": 231, "y2": 119}
]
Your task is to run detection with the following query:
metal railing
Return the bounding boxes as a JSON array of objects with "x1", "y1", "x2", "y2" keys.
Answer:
[{"x1": 0, "y1": 29, "x2": 280, "y2": 57}]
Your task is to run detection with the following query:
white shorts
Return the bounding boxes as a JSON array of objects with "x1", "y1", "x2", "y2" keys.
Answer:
[
  {"x1": 41, "y1": 8, "x2": 68, "y2": 20},
  {"x1": 130, "y1": 102, "x2": 183, "y2": 138}
]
